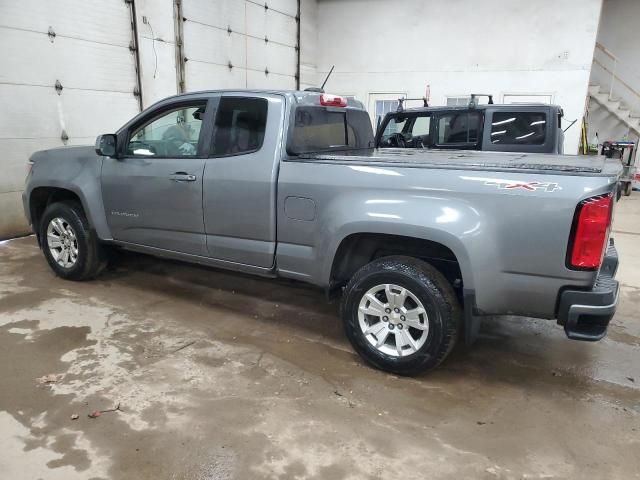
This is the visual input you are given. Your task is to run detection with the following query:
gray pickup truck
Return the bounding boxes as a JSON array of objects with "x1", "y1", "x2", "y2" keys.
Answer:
[{"x1": 23, "y1": 89, "x2": 622, "y2": 375}]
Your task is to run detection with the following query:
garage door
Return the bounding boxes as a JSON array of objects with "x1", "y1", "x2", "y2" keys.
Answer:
[
  {"x1": 0, "y1": 0, "x2": 140, "y2": 238},
  {"x1": 181, "y1": 0, "x2": 299, "y2": 92}
]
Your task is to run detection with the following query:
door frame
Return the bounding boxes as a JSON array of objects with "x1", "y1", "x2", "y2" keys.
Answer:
[{"x1": 116, "y1": 96, "x2": 217, "y2": 160}]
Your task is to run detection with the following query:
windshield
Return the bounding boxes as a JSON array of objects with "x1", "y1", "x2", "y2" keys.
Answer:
[
  {"x1": 288, "y1": 107, "x2": 374, "y2": 154},
  {"x1": 379, "y1": 114, "x2": 432, "y2": 148}
]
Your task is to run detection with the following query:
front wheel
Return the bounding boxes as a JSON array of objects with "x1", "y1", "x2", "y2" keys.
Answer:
[
  {"x1": 341, "y1": 256, "x2": 460, "y2": 375},
  {"x1": 40, "y1": 201, "x2": 107, "y2": 281}
]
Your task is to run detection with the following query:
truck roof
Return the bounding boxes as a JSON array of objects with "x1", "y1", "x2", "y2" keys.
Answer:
[
  {"x1": 397, "y1": 103, "x2": 562, "y2": 114},
  {"x1": 294, "y1": 148, "x2": 622, "y2": 177},
  {"x1": 151, "y1": 89, "x2": 366, "y2": 109}
]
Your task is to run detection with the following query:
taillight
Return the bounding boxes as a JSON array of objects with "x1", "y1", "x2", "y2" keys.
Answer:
[
  {"x1": 568, "y1": 194, "x2": 613, "y2": 269},
  {"x1": 320, "y1": 93, "x2": 347, "y2": 107}
]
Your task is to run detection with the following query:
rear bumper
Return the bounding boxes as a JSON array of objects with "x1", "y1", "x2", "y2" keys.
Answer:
[{"x1": 557, "y1": 240, "x2": 619, "y2": 341}]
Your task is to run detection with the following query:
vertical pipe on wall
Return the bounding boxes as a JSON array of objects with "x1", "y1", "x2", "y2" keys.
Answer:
[
  {"x1": 296, "y1": 0, "x2": 301, "y2": 90},
  {"x1": 174, "y1": 0, "x2": 186, "y2": 93},
  {"x1": 126, "y1": 0, "x2": 144, "y2": 110}
]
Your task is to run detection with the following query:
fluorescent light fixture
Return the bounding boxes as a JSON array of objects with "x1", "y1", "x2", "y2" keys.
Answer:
[
  {"x1": 530, "y1": 120, "x2": 546, "y2": 126},
  {"x1": 491, "y1": 130, "x2": 506, "y2": 136},
  {"x1": 492, "y1": 117, "x2": 516, "y2": 126}
]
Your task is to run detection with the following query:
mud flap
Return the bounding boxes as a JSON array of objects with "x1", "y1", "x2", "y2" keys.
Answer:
[{"x1": 463, "y1": 291, "x2": 482, "y2": 346}]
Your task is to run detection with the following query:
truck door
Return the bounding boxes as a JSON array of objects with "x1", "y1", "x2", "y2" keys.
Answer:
[
  {"x1": 101, "y1": 98, "x2": 214, "y2": 256},
  {"x1": 202, "y1": 93, "x2": 284, "y2": 269}
]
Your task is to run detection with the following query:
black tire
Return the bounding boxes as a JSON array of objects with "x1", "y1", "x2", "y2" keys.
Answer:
[
  {"x1": 39, "y1": 201, "x2": 107, "y2": 281},
  {"x1": 341, "y1": 256, "x2": 460, "y2": 376},
  {"x1": 623, "y1": 182, "x2": 632, "y2": 197}
]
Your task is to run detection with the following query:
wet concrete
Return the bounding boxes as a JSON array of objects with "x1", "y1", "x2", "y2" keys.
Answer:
[{"x1": 0, "y1": 197, "x2": 639, "y2": 480}]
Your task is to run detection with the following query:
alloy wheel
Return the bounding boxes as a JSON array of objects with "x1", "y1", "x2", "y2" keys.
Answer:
[
  {"x1": 357, "y1": 283, "x2": 429, "y2": 357},
  {"x1": 46, "y1": 217, "x2": 79, "y2": 268}
]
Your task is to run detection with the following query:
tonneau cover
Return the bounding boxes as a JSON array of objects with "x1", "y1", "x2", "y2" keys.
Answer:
[{"x1": 294, "y1": 148, "x2": 622, "y2": 177}]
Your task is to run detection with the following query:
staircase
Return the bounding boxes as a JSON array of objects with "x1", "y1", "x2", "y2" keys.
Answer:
[
  {"x1": 588, "y1": 84, "x2": 640, "y2": 137},
  {"x1": 588, "y1": 42, "x2": 640, "y2": 142}
]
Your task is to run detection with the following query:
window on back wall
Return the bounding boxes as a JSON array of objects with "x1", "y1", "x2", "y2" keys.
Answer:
[
  {"x1": 374, "y1": 100, "x2": 398, "y2": 129},
  {"x1": 446, "y1": 96, "x2": 471, "y2": 107}
]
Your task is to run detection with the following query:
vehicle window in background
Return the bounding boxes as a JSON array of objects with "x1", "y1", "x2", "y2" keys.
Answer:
[
  {"x1": 437, "y1": 112, "x2": 480, "y2": 145},
  {"x1": 127, "y1": 104, "x2": 206, "y2": 157},
  {"x1": 380, "y1": 116, "x2": 408, "y2": 142},
  {"x1": 490, "y1": 112, "x2": 547, "y2": 145},
  {"x1": 411, "y1": 116, "x2": 431, "y2": 136},
  {"x1": 211, "y1": 97, "x2": 268, "y2": 156},
  {"x1": 379, "y1": 114, "x2": 432, "y2": 148},
  {"x1": 289, "y1": 108, "x2": 373, "y2": 154}
]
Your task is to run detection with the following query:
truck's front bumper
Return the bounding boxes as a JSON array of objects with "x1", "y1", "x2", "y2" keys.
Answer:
[{"x1": 557, "y1": 240, "x2": 619, "y2": 341}]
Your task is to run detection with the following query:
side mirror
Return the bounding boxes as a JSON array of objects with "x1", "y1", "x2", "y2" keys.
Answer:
[{"x1": 95, "y1": 134, "x2": 117, "y2": 157}]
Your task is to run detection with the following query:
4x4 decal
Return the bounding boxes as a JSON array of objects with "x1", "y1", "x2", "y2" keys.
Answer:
[{"x1": 484, "y1": 180, "x2": 562, "y2": 192}]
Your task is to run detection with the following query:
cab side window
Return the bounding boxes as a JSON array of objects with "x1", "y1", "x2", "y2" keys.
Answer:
[
  {"x1": 127, "y1": 104, "x2": 206, "y2": 157},
  {"x1": 437, "y1": 112, "x2": 480, "y2": 145},
  {"x1": 211, "y1": 97, "x2": 268, "y2": 156}
]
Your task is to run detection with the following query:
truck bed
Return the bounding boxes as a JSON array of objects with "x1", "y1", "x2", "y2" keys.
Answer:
[{"x1": 294, "y1": 148, "x2": 622, "y2": 177}]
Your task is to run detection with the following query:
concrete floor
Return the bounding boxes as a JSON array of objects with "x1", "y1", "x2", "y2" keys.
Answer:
[{"x1": 1, "y1": 197, "x2": 639, "y2": 480}]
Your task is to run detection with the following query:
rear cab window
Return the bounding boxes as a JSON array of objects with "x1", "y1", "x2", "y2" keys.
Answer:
[{"x1": 288, "y1": 104, "x2": 374, "y2": 155}]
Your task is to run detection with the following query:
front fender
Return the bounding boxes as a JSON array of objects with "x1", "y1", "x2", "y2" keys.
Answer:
[{"x1": 26, "y1": 146, "x2": 112, "y2": 240}]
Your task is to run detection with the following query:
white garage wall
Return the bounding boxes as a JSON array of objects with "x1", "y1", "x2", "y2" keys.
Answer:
[
  {"x1": 315, "y1": 0, "x2": 603, "y2": 153},
  {"x1": 181, "y1": 0, "x2": 299, "y2": 91},
  {"x1": 300, "y1": 0, "x2": 318, "y2": 88},
  {"x1": 1, "y1": 0, "x2": 306, "y2": 239},
  {"x1": 0, "y1": 0, "x2": 141, "y2": 238},
  {"x1": 135, "y1": 0, "x2": 179, "y2": 107}
]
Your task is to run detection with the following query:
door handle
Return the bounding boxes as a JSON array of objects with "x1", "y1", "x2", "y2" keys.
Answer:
[{"x1": 169, "y1": 172, "x2": 197, "y2": 182}]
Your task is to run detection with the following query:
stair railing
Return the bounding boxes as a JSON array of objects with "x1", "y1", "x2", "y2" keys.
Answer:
[{"x1": 593, "y1": 42, "x2": 640, "y2": 113}]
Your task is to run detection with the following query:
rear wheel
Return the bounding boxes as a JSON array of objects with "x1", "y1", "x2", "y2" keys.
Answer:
[
  {"x1": 341, "y1": 256, "x2": 460, "y2": 375},
  {"x1": 40, "y1": 201, "x2": 107, "y2": 281}
]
